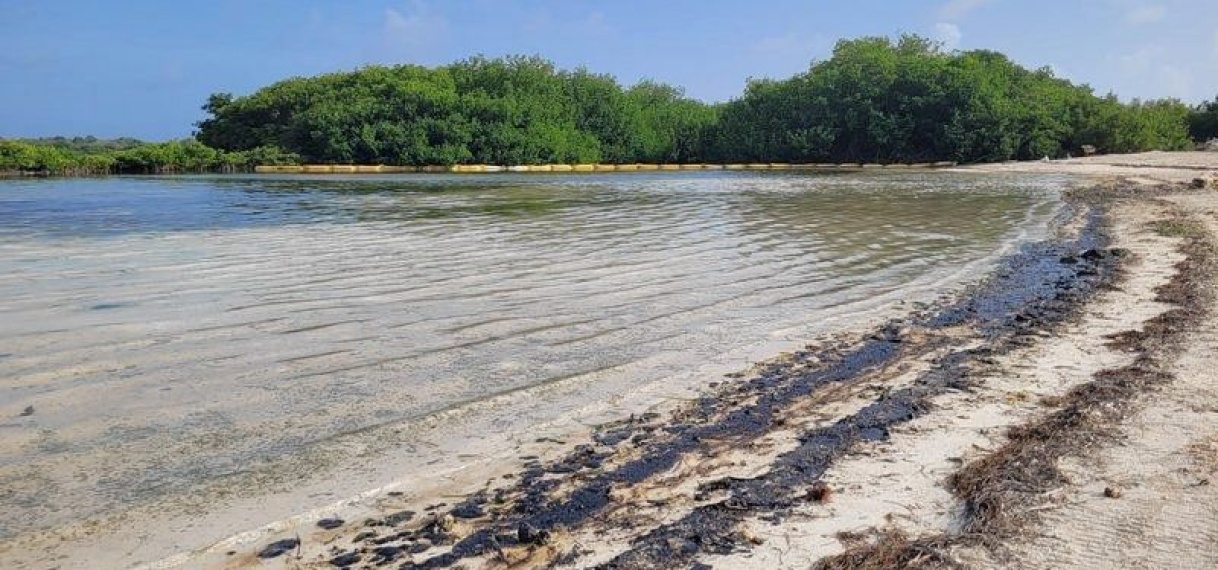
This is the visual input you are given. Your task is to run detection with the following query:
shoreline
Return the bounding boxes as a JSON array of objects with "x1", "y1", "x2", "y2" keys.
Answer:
[
  {"x1": 3, "y1": 151, "x2": 1213, "y2": 180},
  {"x1": 261, "y1": 184, "x2": 1120, "y2": 569},
  {"x1": 0, "y1": 169, "x2": 1041, "y2": 570},
  {"x1": 1, "y1": 255, "x2": 1004, "y2": 570},
  {"x1": 251, "y1": 163, "x2": 960, "y2": 174},
  {"x1": 4, "y1": 153, "x2": 1216, "y2": 569},
  {"x1": 230, "y1": 154, "x2": 1217, "y2": 570}
]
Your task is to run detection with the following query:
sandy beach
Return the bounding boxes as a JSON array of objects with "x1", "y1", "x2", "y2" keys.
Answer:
[
  {"x1": 6, "y1": 1, "x2": 1217, "y2": 566},
  {"x1": 5, "y1": 152, "x2": 1218, "y2": 569},
  {"x1": 247, "y1": 152, "x2": 1218, "y2": 570}
]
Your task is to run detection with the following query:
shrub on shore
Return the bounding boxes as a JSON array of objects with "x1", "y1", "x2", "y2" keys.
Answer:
[
  {"x1": 1189, "y1": 96, "x2": 1218, "y2": 144},
  {"x1": 195, "y1": 35, "x2": 1193, "y2": 167},
  {"x1": 7, "y1": 35, "x2": 1199, "y2": 176},
  {"x1": 0, "y1": 138, "x2": 299, "y2": 176}
]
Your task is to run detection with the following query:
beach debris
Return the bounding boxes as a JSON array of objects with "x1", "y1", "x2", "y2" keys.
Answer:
[
  {"x1": 19, "y1": 406, "x2": 34, "y2": 417},
  {"x1": 256, "y1": 537, "x2": 300, "y2": 559},
  {"x1": 593, "y1": 427, "x2": 633, "y2": 446},
  {"x1": 384, "y1": 209, "x2": 1124, "y2": 569},
  {"x1": 370, "y1": 545, "x2": 405, "y2": 563},
  {"x1": 1103, "y1": 486, "x2": 1123, "y2": 499},
  {"x1": 1191, "y1": 178, "x2": 1209, "y2": 189},
  {"x1": 517, "y1": 522, "x2": 552, "y2": 545},
  {"x1": 408, "y1": 541, "x2": 431, "y2": 553},
  {"x1": 869, "y1": 323, "x2": 907, "y2": 343},
  {"x1": 1080, "y1": 248, "x2": 1105, "y2": 261},
  {"x1": 807, "y1": 481, "x2": 833, "y2": 503},
  {"x1": 382, "y1": 510, "x2": 415, "y2": 526},
  {"x1": 740, "y1": 528, "x2": 766, "y2": 545},
  {"x1": 329, "y1": 552, "x2": 361, "y2": 567},
  {"x1": 450, "y1": 501, "x2": 485, "y2": 519},
  {"x1": 316, "y1": 517, "x2": 345, "y2": 530},
  {"x1": 435, "y1": 513, "x2": 456, "y2": 533}
]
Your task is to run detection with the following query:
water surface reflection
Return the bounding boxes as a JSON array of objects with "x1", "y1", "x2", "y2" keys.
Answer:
[{"x1": 0, "y1": 171, "x2": 1065, "y2": 541}]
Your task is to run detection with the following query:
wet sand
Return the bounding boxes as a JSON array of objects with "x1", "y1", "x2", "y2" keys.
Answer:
[
  {"x1": 4, "y1": 155, "x2": 1218, "y2": 569},
  {"x1": 221, "y1": 152, "x2": 1217, "y2": 570},
  {"x1": 0, "y1": 173, "x2": 1056, "y2": 569}
]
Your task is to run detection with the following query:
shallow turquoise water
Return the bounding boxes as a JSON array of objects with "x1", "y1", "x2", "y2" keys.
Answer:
[{"x1": 0, "y1": 171, "x2": 1067, "y2": 546}]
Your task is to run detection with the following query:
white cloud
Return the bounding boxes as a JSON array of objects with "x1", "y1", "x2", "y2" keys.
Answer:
[
  {"x1": 938, "y1": 0, "x2": 994, "y2": 22},
  {"x1": 575, "y1": 11, "x2": 615, "y2": 37},
  {"x1": 751, "y1": 33, "x2": 824, "y2": 57},
  {"x1": 1125, "y1": 5, "x2": 1166, "y2": 25},
  {"x1": 1116, "y1": 45, "x2": 1161, "y2": 73},
  {"x1": 520, "y1": 10, "x2": 554, "y2": 34},
  {"x1": 746, "y1": 33, "x2": 832, "y2": 78},
  {"x1": 383, "y1": 0, "x2": 447, "y2": 49},
  {"x1": 1158, "y1": 65, "x2": 1192, "y2": 99},
  {"x1": 933, "y1": 22, "x2": 963, "y2": 50},
  {"x1": 521, "y1": 10, "x2": 613, "y2": 39},
  {"x1": 1110, "y1": 45, "x2": 1196, "y2": 100}
]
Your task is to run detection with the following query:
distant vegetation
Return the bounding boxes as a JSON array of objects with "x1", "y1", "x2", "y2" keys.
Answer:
[
  {"x1": 196, "y1": 36, "x2": 1194, "y2": 166},
  {"x1": 4, "y1": 35, "x2": 1207, "y2": 176},
  {"x1": 711, "y1": 36, "x2": 1192, "y2": 163},
  {"x1": 0, "y1": 137, "x2": 300, "y2": 176},
  {"x1": 1190, "y1": 96, "x2": 1218, "y2": 142},
  {"x1": 195, "y1": 55, "x2": 718, "y2": 166}
]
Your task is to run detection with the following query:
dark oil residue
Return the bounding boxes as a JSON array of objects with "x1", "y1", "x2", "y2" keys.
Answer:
[
  {"x1": 599, "y1": 208, "x2": 1119, "y2": 569},
  {"x1": 299, "y1": 203, "x2": 1122, "y2": 569}
]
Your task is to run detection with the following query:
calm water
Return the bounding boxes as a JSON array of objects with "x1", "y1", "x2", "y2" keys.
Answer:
[{"x1": 0, "y1": 171, "x2": 1065, "y2": 554}]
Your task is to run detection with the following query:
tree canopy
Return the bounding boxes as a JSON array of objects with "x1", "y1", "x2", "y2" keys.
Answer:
[
  {"x1": 5, "y1": 35, "x2": 1202, "y2": 176},
  {"x1": 196, "y1": 39, "x2": 1193, "y2": 167},
  {"x1": 195, "y1": 55, "x2": 718, "y2": 166},
  {"x1": 1190, "y1": 96, "x2": 1218, "y2": 142},
  {"x1": 707, "y1": 36, "x2": 1191, "y2": 163},
  {"x1": 0, "y1": 138, "x2": 298, "y2": 175}
]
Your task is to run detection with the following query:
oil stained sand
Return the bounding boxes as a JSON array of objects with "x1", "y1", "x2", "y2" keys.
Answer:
[{"x1": 0, "y1": 171, "x2": 1064, "y2": 567}]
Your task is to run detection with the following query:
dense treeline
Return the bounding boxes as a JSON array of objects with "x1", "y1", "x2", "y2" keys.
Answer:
[
  {"x1": 709, "y1": 36, "x2": 1191, "y2": 163},
  {"x1": 1191, "y1": 96, "x2": 1218, "y2": 142},
  {"x1": 196, "y1": 55, "x2": 718, "y2": 165},
  {"x1": 0, "y1": 138, "x2": 300, "y2": 175},
  {"x1": 6, "y1": 35, "x2": 1207, "y2": 176},
  {"x1": 197, "y1": 36, "x2": 1195, "y2": 166}
]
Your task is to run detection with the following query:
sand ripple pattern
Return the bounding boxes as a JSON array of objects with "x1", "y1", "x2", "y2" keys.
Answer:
[{"x1": 0, "y1": 172, "x2": 1062, "y2": 538}]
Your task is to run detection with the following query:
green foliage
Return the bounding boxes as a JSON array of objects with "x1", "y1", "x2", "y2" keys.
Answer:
[
  {"x1": 198, "y1": 46, "x2": 1190, "y2": 166},
  {"x1": 18, "y1": 136, "x2": 146, "y2": 154},
  {"x1": 196, "y1": 56, "x2": 717, "y2": 165},
  {"x1": 1190, "y1": 96, "x2": 1218, "y2": 142},
  {"x1": 8, "y1": 39, "x2": 1201, "y2": 176},
  {"x1": 0, "y1": 138, "x2": 289, "y2": 175},
  {"x1": 709, "y1": 36, "x2": 1192, "y2": 163},
  {"x1": 1, "y1": 139, "x2": 106, "y2": 174}
]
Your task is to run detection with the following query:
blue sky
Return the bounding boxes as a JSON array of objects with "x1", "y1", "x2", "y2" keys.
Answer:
[{"x1": 2, "y1": 0, "x2": 1216, "y2": 140}]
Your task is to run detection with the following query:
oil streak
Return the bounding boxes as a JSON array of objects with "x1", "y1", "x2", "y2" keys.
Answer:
[{"x1": 354, "y1": 203, "x2": 1122, "y2": 569}]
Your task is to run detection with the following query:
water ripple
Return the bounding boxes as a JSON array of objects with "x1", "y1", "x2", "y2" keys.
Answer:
[{"x1": 0, "y1": 171, "x2": 1066, "y2": 538}]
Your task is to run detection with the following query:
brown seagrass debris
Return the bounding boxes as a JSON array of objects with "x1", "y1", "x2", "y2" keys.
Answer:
[
  {"x1": 812, "y1": 186, "x2": 1216, "y2": 569},
  {"x1": 813, "y1": 529, "x2": 962, "y2": 570},
  {"x1": 949, "y1": 201, "x2": 1214, "y2": 544}
]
